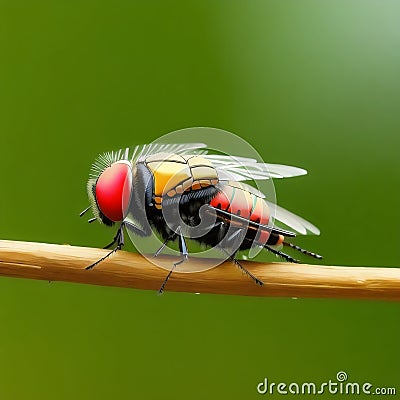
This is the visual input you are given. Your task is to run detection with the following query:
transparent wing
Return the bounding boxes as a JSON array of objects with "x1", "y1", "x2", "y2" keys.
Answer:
[
  {"x1": 266, "y1": 201, "x2": 320, "y2": 235},
  {"x1": 203, "y1": 154, "x2": 307, "y2": 181},
  {"x1": 217, "y1": 181, "x2": 319, "y2": 235},
  {"x1": 130, "y1": 144, "x2": 306, "y2": 181},
  {"x1": 90, "y1": 143, "x2": 207, "y2": 180},
  {"x1": 133, "y1": 142, "x2": 207, "y2": 162}
]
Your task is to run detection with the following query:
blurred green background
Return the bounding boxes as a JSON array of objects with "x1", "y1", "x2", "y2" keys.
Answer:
[{"x1": 0, "y1": 1, "x2": 399, "y2": 399}]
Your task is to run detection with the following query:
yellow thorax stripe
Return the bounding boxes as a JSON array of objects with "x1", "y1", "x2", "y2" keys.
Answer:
[{"x1": 145, "y1": 153, "x2": 218, "y2": 198}]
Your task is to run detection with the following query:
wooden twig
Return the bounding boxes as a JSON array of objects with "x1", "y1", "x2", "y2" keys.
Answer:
[{"x1": 0, "y1": 240, "x2": 399, "y2": 301}]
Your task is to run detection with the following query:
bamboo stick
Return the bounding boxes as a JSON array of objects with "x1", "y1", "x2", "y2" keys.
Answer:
[{"x1": 0, "y1": 240, "x2": 398, "y2": 300}]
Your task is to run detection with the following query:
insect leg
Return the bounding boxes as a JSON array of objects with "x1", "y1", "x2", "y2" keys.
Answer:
[
  {"x1": 154, "y1": 232, "x2": 178, "y2": 257},
  {"x1": 92, "y1": 218, "x2": 147, "y2": 250},
  {"x1": 177, "y1": 227, "x2": 188, "y2": 258},
  {"x1": 103, "y1": 228, "x2": 123, "y2": 249},
  {"x1": 283, "y1": 242, "x2": 323, "y2": 260},
  {"x1": 205, "y1": 205, "x2": 296, "y2": 237},
  {"x1": 158, "y1": 227, "x2": 188, "y2": 294},
  {"x1": 220, "y1": 248, "x2": 264, "y2": 286},
  {"x1": 264, "y1": 245, "x2": 300, "y2": 263},
  {"x1": 158, "y1": 258, "x2": 185, "y2": 295},
  {"x1": 85, "y1": 223, "x2": 125, "y2": 270}
]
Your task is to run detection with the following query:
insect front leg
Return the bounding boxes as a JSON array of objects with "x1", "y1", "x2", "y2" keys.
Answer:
[
  {"x1": 103, "y1": 228, "x2": 123, "y2": 249},
  {"x1": 85, "y1": 223, "x2": 125, "y2": 270}
]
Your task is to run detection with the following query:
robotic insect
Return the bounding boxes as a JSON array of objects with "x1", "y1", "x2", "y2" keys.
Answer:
[{"x1": 81, "y1": 143, "x2": 321, "y2": 293}]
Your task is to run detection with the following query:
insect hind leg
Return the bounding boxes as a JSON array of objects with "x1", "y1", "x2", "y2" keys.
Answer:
[
  {"x1": 283, "y1": 242, "x2": 323, "y2": 260},
  {"x1": 220, "y1": 248, "x2": 264, "y2": 286},
  {"x1": 264, "y1": 244, "x2": 300, "y2": 263}
]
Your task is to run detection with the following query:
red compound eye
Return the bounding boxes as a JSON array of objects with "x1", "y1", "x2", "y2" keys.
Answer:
[{"x1": 95, "y1": 162, "x2": 132, "y2": 222}]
